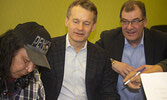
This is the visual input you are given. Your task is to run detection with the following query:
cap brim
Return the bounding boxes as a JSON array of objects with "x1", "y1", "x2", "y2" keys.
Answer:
[{"x1": 24, "y1": 45, "x2": 51, "y2": 69}]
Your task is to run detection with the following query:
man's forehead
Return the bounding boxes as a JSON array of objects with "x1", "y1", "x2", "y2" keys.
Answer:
[{"x1": 122, "y1": 6, "x2": 142, "y2": 19}]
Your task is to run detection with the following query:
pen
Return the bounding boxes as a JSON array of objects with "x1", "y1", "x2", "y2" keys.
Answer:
[{"x1": 122, "y1": 67, "x2": 146, "y2": 87}]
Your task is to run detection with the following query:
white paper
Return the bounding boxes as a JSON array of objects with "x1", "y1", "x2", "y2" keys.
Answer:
[{"x1": 141, "y1": 72, "x2": 167, "y2": 100}]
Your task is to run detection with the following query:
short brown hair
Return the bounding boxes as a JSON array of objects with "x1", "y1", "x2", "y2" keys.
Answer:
[
  {"x1": 66, "y1": 0, "x2": 97, "y2": 23},
  {"x1": 120, "y1": 0, "x2": 146, "y2": 19}
]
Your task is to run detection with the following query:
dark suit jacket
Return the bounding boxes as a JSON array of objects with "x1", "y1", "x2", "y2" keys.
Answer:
[
  {"x1": 96, "y1": 27, "x2": 167, "y2": 82},
  {"x1": 40, "y1": 35, "x2": 120, "y2": 100}
]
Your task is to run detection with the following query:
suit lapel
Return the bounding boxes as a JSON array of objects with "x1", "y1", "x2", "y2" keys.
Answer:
[
  {"x1": 144, "y1": 28, "x2": 154, "y2": 64},
  {"x1": 50, "y1": 35, "x2": 66, "y2": 93},
  {"x1": 86, "y1": 42, "x2": 96, "y2": 81},
  {"x1": 113, "y1": 32, "x2": 124, "y2": 61}
]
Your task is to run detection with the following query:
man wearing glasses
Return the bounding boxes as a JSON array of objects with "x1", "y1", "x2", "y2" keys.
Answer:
[{"x1": 96, "y1": 0, "x2": 167, "y2": 100}]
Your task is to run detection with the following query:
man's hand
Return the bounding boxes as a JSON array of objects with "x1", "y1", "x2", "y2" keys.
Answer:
[
  {"x1": 123, "y1": 64, "x2": 162, "y2": 89},
  {"x1": 112, "y1": 60, "x2": 135, "y2": 78},
  {"x1": 123, "y1": 71, "x2": 142, "y2": 89}
]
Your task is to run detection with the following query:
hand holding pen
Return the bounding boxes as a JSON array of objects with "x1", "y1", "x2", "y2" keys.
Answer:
[{"x1": 122, "y1": 67, "x2": 146, "y2": 88}]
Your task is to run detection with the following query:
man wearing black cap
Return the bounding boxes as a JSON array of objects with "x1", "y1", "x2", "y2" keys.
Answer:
[{"x1": 0, "y1": 22, "x2": 51, "y2": 99}]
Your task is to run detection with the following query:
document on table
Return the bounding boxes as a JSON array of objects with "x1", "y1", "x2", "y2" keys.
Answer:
[{"x1": 141, "y1": 72, "x2": 167, "y2": 100}]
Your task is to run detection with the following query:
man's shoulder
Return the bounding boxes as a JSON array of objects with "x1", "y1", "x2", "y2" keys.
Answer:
[
  {"x1": 101, "y1": 27, "x2": 122, "y2": 35},
  {"x1": 98, "y1": 27, "x2": 123, "y2": 44},
  {"x1": 88, "y1": 42, "x2": 105, "y2": 51},
  {"x1": 145, "y1": 28, "x2": 167, "y2": 39},
  {"x1": 47, "y1": 35, "x2": 66, "y2": 56},
  {"x1": 50, "y1": 35, "x2": 66, "y2": 48},
  {"x1": 52, "y1": 35, "x2": 66, "y2": 43},
  {"x1": 87, "y1": 42, "x2": 107, "y2": 57},
  {"x1": 99, "y1": 27, "x2": 123, "y2": 41}
]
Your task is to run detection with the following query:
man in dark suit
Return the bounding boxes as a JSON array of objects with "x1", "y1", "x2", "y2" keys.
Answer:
[
  {"x1": 96, "y1": 0, "x2": 167, "y2": 100},
  {"x1": 40, "y1": 0, "x2": 119, "y2": 100}
]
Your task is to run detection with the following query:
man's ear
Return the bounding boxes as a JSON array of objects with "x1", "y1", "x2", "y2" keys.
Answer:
[
  {"x1": 65, "y1": 17, "x2": 69, "y2": 27},
  {"x1": 91, "y1": 23, "x2": 96, "y2": 32},
  {"x1": 144, "y1": 18, "x2": 147, "y2": 27}
]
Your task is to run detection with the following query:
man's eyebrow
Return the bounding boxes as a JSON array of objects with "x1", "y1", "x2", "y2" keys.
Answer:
[{"x1": 121, "y1": 18, "x2": 140, "y2": 20}]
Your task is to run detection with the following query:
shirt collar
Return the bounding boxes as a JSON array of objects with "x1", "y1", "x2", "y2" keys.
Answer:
[{"x1": 66, "y1": 33, "x2": 87, "y2": 50}]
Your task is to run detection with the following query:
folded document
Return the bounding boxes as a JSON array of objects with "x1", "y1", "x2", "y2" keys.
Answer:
[{"x1": 141, "y1": 72, "x2": 167, "y2": 100}]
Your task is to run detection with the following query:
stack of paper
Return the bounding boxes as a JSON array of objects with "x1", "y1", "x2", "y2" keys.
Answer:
[{"x1": 141, "y1": 72, "x2": 167, "y2": 100}]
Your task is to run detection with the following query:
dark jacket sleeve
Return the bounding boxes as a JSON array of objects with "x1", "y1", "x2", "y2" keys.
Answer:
[
  {"x1": 100, "y1": 55, "x2": 120, "y2": 100},
  {"x1": 90, "y1": 44, "x2": 120, "y2": 100},
  {"x1": 157, "y1": 59, "x2": 167, "y2": 72}
]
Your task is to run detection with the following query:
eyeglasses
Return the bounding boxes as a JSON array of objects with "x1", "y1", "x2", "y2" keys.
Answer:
[{"x1": 121, "y1": 18, "x2": 144, "y2": 26}]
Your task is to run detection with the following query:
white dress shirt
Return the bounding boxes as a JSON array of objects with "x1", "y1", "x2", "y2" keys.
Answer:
[{"x1": 58, "y1": 34, "x2": 88, "y2": 100}]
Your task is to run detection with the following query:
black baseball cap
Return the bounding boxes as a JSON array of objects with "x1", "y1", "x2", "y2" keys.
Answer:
[{"x1": 13, "y1": 22, "x2": 51, "y2": 69}]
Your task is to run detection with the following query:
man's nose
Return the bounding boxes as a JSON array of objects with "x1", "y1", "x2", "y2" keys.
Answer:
[
  {"x1": 77, "y1": 23, "x2": 84, "y2": 30},
  {"x1": 127, "y1": 22, "x2": 133, "y2": 29}
]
